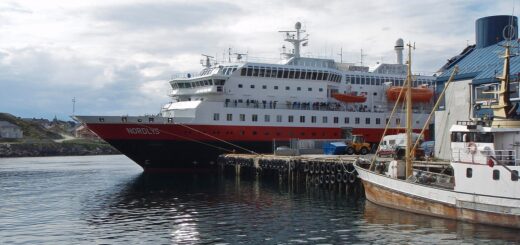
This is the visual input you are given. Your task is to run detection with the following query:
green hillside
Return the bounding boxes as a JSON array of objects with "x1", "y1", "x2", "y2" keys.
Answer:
[{"x1": 0, "y1": 113, "x2": 62, "y2": 140}]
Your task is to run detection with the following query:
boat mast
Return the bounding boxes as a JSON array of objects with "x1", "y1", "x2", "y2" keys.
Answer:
[{"x1": 405, "y1": 43, "x2": 414, "y2": 179}]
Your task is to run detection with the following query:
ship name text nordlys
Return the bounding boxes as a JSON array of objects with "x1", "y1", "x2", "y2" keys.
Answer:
[{"x1": 126, "y1": 128, "x2": 160, "y2": 135}]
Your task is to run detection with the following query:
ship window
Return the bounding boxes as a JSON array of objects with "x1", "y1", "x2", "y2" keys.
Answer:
[
  {"x1": 252, "y1": 67, "x2": 259, "y2": 76},
  {"x1": 227, "y1": 114, "x2": 232, "y2": 121},
  {"x1": 137, "y1": 118, "x2": 142, "y2": 122},
  {"x1": 149, "y1": 117, "x2": 154, "y2": 123},
  {"x1": 241, "y1": 68, "x2": 246, "y2": 76},
  {"x1": 376, "y1": 118, "x2": 381, "y2": 125},
  {"x1": 295, "y1": 70, "x2": 301, "y2": 79},
  {"x1": 297, "y1": 87, "x2": 301, "y2": 91},
  {"x1": 355, "y1": 117, "x2": 360, "y2": 124},
  {"x1": 289, "y1": 69, "x2": 295, "y2": 79},
  {"x1": 322, "y1": 116, "x2": 328, "y2": 123},
  {"x1": 252, "y1": 114, "x2": 258, "y2": 122},
  {"x1": 396, "y1": 118, "x2": 401, "y2": 125},
  {"x1": 493, "y1": 170, "x2": 500, "y2": 180},
  {"x1": 238, "y1": 84, "x2": 243, "y2": 88},
  {"x1": 168, "y1": 118, "x2": 173, "y2": 123},
  {"x1": 274, "y1": 86, "x2": 279, "y2": 90},
  {"x1": 317, "y1": 72, "x2": 323, "y2": 80},
  {"x1": 466, "y1": 168, "x2": 472, "y2": 178},
  {"x1": 250, "y1": 85, "x2": 255, "y2": 89},
  {"x1": 288, "y1": 115, "x2": 294, "y2": 123},
  {"x1": 333, "y1": 117, "x2": 339, "y2": 124},
  {"x1": 306, "y1": 70, "x2": 312, "y2": 79},
  {"x1": 121, "y1": 117, "x2": 127, "y2": 123},
  {"x1": 512, "y1": 170, "x2": 519, "y2": 181},
  {"x1": 240, "y1": 114, "x2": 245, "y2": 121},
  {"x1": 283, "y1": 69, "x2": 289, "y2": 78},
  {"x1": 259, "y1": 67, "x2": 265, "y2": 77},
  {"x1": 345, "y1": 117, "x2": 349, "y2": 124},
  {"x1": 286, "y1": 86, "x2": 290, "y2": 90},
  {"x1": 312, "y1": 71, "x2": 318, "y2": 80},
  {"x1": 311, "y1": 116, "x2": 316, "y2": 123},
  {"x1": 323, "y1": 72, "x2": 329, "y2": 81},
  {"x1": 276, "y1": 68, "x2": 283, "y2": 78},
  {"x1": 98, "y1": 117, "x2": 105, "y2": 122},
  {"x1": 213, "y1": 113, "x2": 219, "y2": 121},
  {"x1": 366, "y1": 118, "x2": 370, "y2": 124},
  {"x1": 276, "y1": 115, "x2": 282, "y2": 122},
  {"x1": 265, "y1": 115, "x2": 270, "y2": 122},
  {"x1": 265, "y1": 67, "x2": 272, "y2": 77},
  {"x1": 300, "y1": 116, "x2": 305, "y2": 123},
  {"x1": 246, "y1": 67, "x2": 253, "y2": 76},
  {"x1": 319, "y1": 88, "x2": 323, "y2": 92},
  {"x1": 262, "y1": 85, "x2": 267, "y2": 89}
]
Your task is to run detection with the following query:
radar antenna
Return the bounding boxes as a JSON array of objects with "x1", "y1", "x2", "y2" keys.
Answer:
[{"x1": 200, "y1": 54, "x2": 214, "y2": 68}]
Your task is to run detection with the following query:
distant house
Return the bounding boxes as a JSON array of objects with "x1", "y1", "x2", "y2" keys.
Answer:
[
  {"x1": 0, "y1": 121, "x2": 23, "y2": 139},
  {"x1": 74, "y1": 125, "x2": 99, "y2": 139}
]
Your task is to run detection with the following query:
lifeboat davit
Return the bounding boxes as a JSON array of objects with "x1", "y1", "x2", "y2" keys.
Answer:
[
  {"x1": 386, "y1": 86, "x2": 433, "y2": 103},
  {"x1": 332, "y1": 93, "x2": 367, "y2": 103}
]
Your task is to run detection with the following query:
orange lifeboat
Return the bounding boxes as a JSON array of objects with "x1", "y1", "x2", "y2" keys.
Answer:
[
  {"x1": 332, "y1": 93, "x2": 367, "y2": 103},
  {"x1": 386, "y1": 86, "x2": 433, "y2": 103}
]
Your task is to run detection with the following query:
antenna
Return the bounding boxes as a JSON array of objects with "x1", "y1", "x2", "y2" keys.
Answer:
[
  {"x1": 279, "y1": 21, "x2": 309, "y2": 59},
  {"x1": 337, "y1": 47, "x2": 343, "y2": 63},
  {"x1": 201, "y1": 54, "x2": 214, "y2": 68},
  {"x1": 360, "y1": 49, "x2": 367, "y2": 66},
  {"x1": 72, "y1": 97, "x2": 76, "y2": 116}
]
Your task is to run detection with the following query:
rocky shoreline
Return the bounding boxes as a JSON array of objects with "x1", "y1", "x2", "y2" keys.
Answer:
[{"x1": 0, "y1": 141, "x2": 119, "y2": 158}]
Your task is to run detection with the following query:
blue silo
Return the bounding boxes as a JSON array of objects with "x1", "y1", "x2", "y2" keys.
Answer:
[{"x1": 476, "y1": 15, "x2": 518, "y2": 49}]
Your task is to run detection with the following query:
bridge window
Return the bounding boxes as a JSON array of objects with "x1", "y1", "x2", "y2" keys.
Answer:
[
  {"x1": 466, "y1": 168, "x2": 473, "y2": 178},
  {"x1": 493, "y1": 170, "x2": 500, "y2": 180},
  {"x1": 512, "y1": 170, "x2": 519, "y2": 181}
]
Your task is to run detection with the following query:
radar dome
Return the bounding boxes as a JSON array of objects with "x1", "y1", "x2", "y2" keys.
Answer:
[
  {"x1": 395, "y1": 38, "x2": 404, "y2": 48},
  {"x1": 295, "y1": 22, "x2": 301, "y2": 30}
]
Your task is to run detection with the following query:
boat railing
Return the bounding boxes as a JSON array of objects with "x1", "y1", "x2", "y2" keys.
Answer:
[
  {"x1": 451, "y1": 148, "x2": 519, "y2": 166},
  {"x1": 409, "y1": 169, "x2": 454, "y2": 189}
]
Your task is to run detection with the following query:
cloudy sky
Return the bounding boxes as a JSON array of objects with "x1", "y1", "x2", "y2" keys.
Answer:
[{"x1": 0, "y1": 0, "x2": 515, "y2": 120}]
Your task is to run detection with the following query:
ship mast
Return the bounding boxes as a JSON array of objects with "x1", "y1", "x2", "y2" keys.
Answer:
[
  {"x1": 405, "y1": 42, "x2": 414, "y2": 179},
  {"x1": 279, "y1": 22, "x2": 308, "y2": 59}
]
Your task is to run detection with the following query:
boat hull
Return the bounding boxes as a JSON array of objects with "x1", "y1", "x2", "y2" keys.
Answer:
[
  {"x1": 107, "y1": 139, "x2": 273, "y2": 172},
  {"x1": 356, "y1": 166, "x2": 520, "y2": 229}
]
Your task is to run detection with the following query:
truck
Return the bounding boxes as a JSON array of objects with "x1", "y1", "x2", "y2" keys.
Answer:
[{"x1": 376, "y1": 133, "x2": 425, "y2": 159}]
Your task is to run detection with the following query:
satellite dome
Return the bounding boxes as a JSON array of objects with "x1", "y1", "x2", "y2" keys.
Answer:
[
  {"x1": 295, "y1": 22, "x2": 302, "y2": 30},
  {"x1": 395, "y1": 38, "x2": 404, "y2": 47}
]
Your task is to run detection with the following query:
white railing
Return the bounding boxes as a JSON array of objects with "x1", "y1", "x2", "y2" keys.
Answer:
[{"x1": 451, "y1": 148, "x2": 519, "y2": 166}]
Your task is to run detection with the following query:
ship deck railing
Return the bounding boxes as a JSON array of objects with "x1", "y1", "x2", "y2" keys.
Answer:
[
  {"x1": 223, "y1": 100, "x2": 429, "y2": 114},
  {"x1": 451, "y1": 148, "x2": 520, "y2": 166}
]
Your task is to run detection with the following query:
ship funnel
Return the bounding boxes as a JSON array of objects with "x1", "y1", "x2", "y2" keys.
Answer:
[
  {"x1": 395, "y1": 38, "x2": 404, "y2": 65},
  {"x1": 476, "y1": 15, "x2": 518, "y2": 49}
]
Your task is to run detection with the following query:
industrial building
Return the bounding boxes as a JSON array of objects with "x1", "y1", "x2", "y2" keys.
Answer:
[{"x1": 434, "y1": 15, "x2": 520, "y2": 160}]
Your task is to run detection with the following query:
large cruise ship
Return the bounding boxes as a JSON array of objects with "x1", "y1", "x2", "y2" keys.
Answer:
[{"x1": 76, "y1": 22, "x2": 435, "y2": 172}]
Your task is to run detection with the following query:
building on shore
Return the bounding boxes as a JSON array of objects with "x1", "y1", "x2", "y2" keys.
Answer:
[
  {"x1": 74, "y1": 125, "x2": 99, "y2": 139},
  {"x1": 434, "y1": 15, "x2": 520, "y2": 160},
  {"x1": 0, "y1": 121, "x2": 23, "y2": 139}
]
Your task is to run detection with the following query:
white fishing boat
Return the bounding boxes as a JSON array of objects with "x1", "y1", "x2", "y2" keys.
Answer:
[{"x1": 355, "y1": 31, "x2": 520, "y2": 228}]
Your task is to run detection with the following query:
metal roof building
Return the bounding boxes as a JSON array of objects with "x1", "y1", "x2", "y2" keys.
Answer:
[{"x1": 434, "y1": 15, "x2": 520, "y2": 160}]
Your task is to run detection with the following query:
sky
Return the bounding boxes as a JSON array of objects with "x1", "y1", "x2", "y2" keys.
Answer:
[{"x1": 0, "y1": 0, "x2": 515, "y2": 120}]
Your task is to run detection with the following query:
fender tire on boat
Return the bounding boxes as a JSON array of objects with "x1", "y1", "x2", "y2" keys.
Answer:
[
  {"x1": 343, "y1": 173, "x2": 349, "y2": 183},
  {"x1": 329, "y1": 174, "x2": 335, "y2": 184}
]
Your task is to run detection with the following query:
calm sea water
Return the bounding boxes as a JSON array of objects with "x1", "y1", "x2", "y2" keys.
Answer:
[{"x1": 1, "y1": 155, "x2": 519, "y2": 244}]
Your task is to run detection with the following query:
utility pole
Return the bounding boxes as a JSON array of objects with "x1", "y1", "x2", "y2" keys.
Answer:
[{"x1": 72, "y1": 97, "x2": 76, "y2": 116}]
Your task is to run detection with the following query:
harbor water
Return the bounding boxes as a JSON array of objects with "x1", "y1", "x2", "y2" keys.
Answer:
[{"x1": 1, "y1": 155, "x2": 519, "y2": 244}]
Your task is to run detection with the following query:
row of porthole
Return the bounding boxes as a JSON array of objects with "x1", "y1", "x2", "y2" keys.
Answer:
[
  {"x1": 185, "y1": 130, "x2": 338, "y2": 137},
  {"x1": 466, "y1": 168, "x2": 519, "y2": 181}
]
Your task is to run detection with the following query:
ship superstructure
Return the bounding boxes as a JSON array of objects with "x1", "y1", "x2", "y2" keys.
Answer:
[{"x1": 76, "y1": 22, "x2": 435, "y2": 171}]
